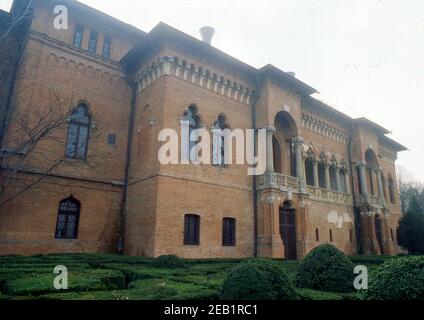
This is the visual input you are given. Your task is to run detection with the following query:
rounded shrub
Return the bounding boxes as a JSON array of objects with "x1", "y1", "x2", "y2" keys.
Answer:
[
  {"x1": 295, "y1": 244, "x2": 354, "y2": 293},
  {"x1": 221, "y1": 259, "x2": 297, "y2": 300},
  {"x1": 152, "y1": 255, "x2": 187, "y2": 268},
  {"x1": 361, "y1": 256, "x2": 424, "y2": 300}
]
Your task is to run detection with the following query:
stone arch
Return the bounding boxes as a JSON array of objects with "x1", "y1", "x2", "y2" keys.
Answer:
[
  {"x1": 305, "y1": 146, "x2": 316, "y2": 187},
  {"x1": 137, "y1": 105, "x2": 154, "y2": 161},
  {"x1": 279, "y1": 200, "x2": 297, "y2": 260},
  {"x1": 274, "y1": 111, "x2": 299, "y2": 176},
  {"x1": 365, "y1": 149, "x2": 379, "y2": 195}
]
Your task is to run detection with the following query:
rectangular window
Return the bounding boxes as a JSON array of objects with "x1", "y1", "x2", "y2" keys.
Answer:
[
  {"x1": 222, "y1": 218, "x2": 236, "y2": 247},
  {"x1": 108, "y1": 134, "x2": 116, "y2": 145},
  {"x1": 102, "y1": 35, "x2": 112, "y2": 59},
  {"x1": 88, "y1": 31, "x2": 98, "y2": 54},
  {"x1": 184, "y1": 214, "x2": 200, "y2": 245},
  {"x1": 73, "y1": 25, "x2": 84, "y2": 48}
]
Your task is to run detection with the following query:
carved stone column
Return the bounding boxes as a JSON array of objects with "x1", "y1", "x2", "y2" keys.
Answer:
[
  {"x1": 344, "y1": 170, "x2": 351, "y2": 194},
  {"x1": 335, "y1": 167, "x2": 341, "y2": 192},
  {"x1": 376, "y1": 167, "x2": 386, "y2": 204},
  {"x1": 293, "y1": 137, "x2": 306, "y2": 192},
  {"x1": 324, "y1": 164, "x2": 331, "y2": 190},
  {"x1": 313, "y1": 161, "x2": 319, "y2": 188},
  {"x1": 357, "y1": 161, "x2": 368, "y2": 195},
  {"x1": 264, "y1": 126, "x2": 276, "y2": 173},
  {"x1": 292, "y1": 137, "x2": 305, "y2": 181}
]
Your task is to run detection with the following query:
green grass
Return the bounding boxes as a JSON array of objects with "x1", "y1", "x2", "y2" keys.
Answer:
[{"x1": 0, "y1": 253, "x2": 396, "y2": 300}]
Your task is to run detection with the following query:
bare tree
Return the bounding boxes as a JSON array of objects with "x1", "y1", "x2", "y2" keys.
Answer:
[
  {"x1": 397, "y1": 165, "x2": 424, "y2": 214},
  {"x1": 0, "y1": 86, "x2": 111, "y2": 208}
]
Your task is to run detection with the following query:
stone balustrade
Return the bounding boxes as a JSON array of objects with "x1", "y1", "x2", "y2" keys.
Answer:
[
  {"x1": 257, "y1": 173, "x2": 354, "y2": 206},
  {"x1": 354, "y1": 194, "x2": 384, "y2": 210},
  {"x1": 257, "y1": 172, "x2": 300, "y2": 192},
  {"x1": 306, "y1": 186, "x2": 353, "y2": 205}
]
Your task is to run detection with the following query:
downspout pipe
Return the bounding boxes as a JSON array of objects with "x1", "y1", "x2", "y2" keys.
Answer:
[
  {"x1": 347, "y1": 129, "x2": 362, "y2": 254},
  {"x1": 118, "y1": 78, "x2": 137, "y2": 254},
  {"x1": 251, "y1": 76, "x2": 261, "y2": 258}
]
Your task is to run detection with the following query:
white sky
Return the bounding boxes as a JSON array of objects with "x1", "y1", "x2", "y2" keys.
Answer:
[{"x1": 2, "y1": 0, "x2": 424, "y2": 182}]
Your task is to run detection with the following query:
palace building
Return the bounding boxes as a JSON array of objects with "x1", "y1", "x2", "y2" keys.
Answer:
[{"x1": 0, "y1": 0, "x2": 407, "y2": 259}]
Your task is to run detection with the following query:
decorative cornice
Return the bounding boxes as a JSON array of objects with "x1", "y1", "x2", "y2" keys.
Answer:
[
  {"x1": 134, "y1": 55, "x2": 255, "y2": 105},
  {"x1": 379, "y1": 148, "x2": 397, "y2": 164},
  {"x1": 302, "y1": 113, "x2": 349, "y2": 144}
]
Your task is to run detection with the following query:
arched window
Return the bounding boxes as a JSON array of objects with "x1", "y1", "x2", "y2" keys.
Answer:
[
  {"x1": 305, "y1": 157, "x2": 315, "y2": 187},
  {"x1": 273, "y1": 137, "x2": 282, "y2": 174},
  {"x1": 184, "y1": 214, "x2": 200, "y2": 245},
  {"x1": 329, "y1": 229, "x2": 333, "y2": 242},
  {"x1": 339, "y1": 169, "x2": 347, "y2": 193},
  {"x1": 349, "y1": 229, "x2": 353, "y2": 243},
  {"x1": 329, "y1": 165, "x2": 338, "y2": 191},
  {"x1": 213, "y1": 115, "x2": 228, "y2": 167},
  {"x1": 388, "y1": 175, "x2": 396, "y2": 204},
  {"x1": 315, "y1": 228, "x2": 320, "y2": 242},
  {"x1": 55, "y1": 197, "x2": 81, "y2": 239},
  {"x1": 182, "y1": 105, "x2": 201, "y2": 162},
  {"x1": 318, "y1": 162, "x2": 326, "y2": 188},
  {"x1": 66, "y1": 103, "x2": 91, "y2": 159},
  {"x1": 382, "y1": 175, "x2": 388, "y2": 200},
  {"x1": 390, "y1": 228, "x2": 394, "y2": 242},
  {"x1": 368, "y1": 169, "x2": 375, "y2": 195}
]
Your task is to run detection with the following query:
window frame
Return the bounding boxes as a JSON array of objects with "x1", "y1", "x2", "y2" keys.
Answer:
[
  {"x1": 102, "y1": 35, "x2": 112, "y2": 59},
  {"x1": 73, "y1": 25, "x2": 84, "y2": 48},
  {"x1": 65, "y1": 104, "x2": 91, "y2": 160},
  {"x1": 88, "y1": 30, "x2": 99, "y2": 54},
  {"x1": 55, "y1": 197, "x2": 81, "y2": 240},
  {"x1": 184, "y1": 214, "x2": 200, "y2": 246},
  {"x1": 222, "y1": 217, "x2": 236, "y2": 247}
]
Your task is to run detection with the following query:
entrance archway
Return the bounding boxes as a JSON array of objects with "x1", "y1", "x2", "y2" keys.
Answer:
[{"x1": 280, "y1": 201, "x2": 297, "y2": 260}]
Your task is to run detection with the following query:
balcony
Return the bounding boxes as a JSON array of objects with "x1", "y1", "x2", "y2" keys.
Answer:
[
  {"x1": 307, "y1": 186, "x2": 353, "y2": 206},
  {"x1": 257, "y1": 173, "x2": 353, "y2": 206},
  {"x1": 256, "y1": 172, "x2": 300, "y2": 192},
  {"x1": 354, "y1": 194, "x2": 385, "y2": 210}
]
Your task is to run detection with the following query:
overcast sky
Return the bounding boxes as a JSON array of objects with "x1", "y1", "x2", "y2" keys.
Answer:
[{"x1": 2, "y1": 0, "x2": 424, "y2": 182}]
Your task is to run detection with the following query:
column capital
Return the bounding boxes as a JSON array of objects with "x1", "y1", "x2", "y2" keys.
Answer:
[
  {"x1": 262, "y1": 126, "x2": 276, "y2": 135},
  {"x1": 375, "y1": 166, "x2": 383, "y2": 173},
  {"x1": 292, "y1": 136, "x2": 304, "y2": 147},
  {"x1": 356, "y1": 160, "x2": 367, "y2": 168}
]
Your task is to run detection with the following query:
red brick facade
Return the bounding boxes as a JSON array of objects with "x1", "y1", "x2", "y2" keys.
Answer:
[{"x1": 0, "y1": 0, "x2": 406, "y2": 259}]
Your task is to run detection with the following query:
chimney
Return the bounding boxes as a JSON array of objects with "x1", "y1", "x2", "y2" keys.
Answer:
[
  {"x1": 287, "y1": 71, "x2": 296, "y2": 77},
  {"x1": 199, "y1": 26, "x2": 215, "y2": 45}
]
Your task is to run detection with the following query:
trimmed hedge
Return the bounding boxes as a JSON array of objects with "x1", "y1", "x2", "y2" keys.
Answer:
[
  {"x1": 152, "y1": 255, "x2": 187, "y2": 268},
  {"x1": 361, "y1": 256, "x2": 424, "y2": 300},
  {"x1": 221, "y1": 259, "x2": 297, "y2": 300},
  {"x1": 296, "y1": 245, "x2": 355, "y2": 293}
]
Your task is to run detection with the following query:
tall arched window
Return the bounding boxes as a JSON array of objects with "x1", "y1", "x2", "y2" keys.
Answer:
[
  {"x1": 55, "y1": 197, "x2": 81, "y2": 239},
  {"x1": 273, "y1": 137, "x2": 282, "y2": 174},
  {"x1": 213, "y1": 115, "x2": 228, "y2": 167},
  {"x1": 329, "y1": 229, "x2": 333, "y2": 242},
  {"x1": 315, "y1": 228, "x2": 320, "y2": 242},
  {"x1": 305, "y1": 157, "x2": 315, "y2": 187},
  {"x1": 66, "y1": 103, "x2": 91, "y2": 159},
  {"x1": 388, "y1": 175, "x2": 396, "y2": 204},
  {"x1": 339, "y1": 169, "x2": 347, "y2": 193},
  {"x1": 318, "y1": 162, "x2": 326, "y2": 188},
  {"x1": 329, "y1": 165, "x2": 338, "y2": 191},
  {"x1": 182, "y1": 105, "x2": 201, "y2": 162}
]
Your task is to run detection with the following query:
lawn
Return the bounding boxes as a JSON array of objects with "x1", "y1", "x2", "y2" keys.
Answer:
[{"x1": 0, "y1": 253, "x2": 391, "y2": 300}]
